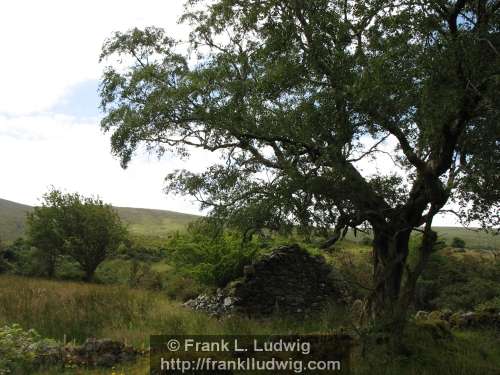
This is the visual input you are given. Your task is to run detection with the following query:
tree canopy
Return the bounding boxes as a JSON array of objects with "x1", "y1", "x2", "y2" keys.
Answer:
[
  {"x1": 27, "y1": 189, "x2": 127, "y2": 280},
  {"x1": 99, "y1": 0, "x2": 499, "y2": 328}
]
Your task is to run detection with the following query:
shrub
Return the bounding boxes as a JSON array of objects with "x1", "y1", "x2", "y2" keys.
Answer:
[
  {"x1": 0, "y1": 239, "x2": 45, "y2": 277},
  {"x1": 167, "y1": 231, "x2": 259, "y2": 287},
  {"x1": 416, "y1": 251, "x2": 500, "y2": 311},
  {"x1": 475, "y1": 297, "x2": 500, "y2": 314},
  {"x1": 0, "y1": 324, "x2": 57, "y2": 375},
  {"x1": 128, "y1": 261, "x2": 163, "y2": 290},
  {"x1": 0, "y1": 240, "x2": 10, "y2": 274},
  {"x1": 451, "y1": 237, "x2": 466, "y2": 248},
  {"x1": 332, "y1": 250, "x2": 373, "y2": 300},
  {"x1": 116, "y1": 236, "x2": 167, "y2": 262},
  {"x1": 163, "y1": 272, "x2": 205, "y2": 301}
]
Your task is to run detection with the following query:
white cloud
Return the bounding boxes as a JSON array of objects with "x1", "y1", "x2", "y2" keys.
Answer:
[
  {"x1": 0, "y1": 0, "x2": 189, "y2": 115},
  {"x1": 0, "y1": 1, "x2": 462, "y2": 226},
  {"x1": 0, "y1": 114, "x2": 218, "y2": 214},
  {"x1": 0, "y1": 0, "x2": 215, "y2": 214}
]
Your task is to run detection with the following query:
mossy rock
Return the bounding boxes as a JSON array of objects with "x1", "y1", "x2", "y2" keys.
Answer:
[
  {"x1": 414, "y1": 310, "x2": 428, "y2": 321},
  {"x1": 428, "y1": 310, "x2": 444, "y2": 320},
  {"x1": 449, "y1": 312, "x2": 465, "y2": 327}
]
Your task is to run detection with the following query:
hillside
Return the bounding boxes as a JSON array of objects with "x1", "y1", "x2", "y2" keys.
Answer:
[
  {"x1": 0, "y1": 198, "x2": 198, "y2": 242},
  {"x1": 0, "y1": 197, "x2": 497, "y2": 249},
  {"x1": 0, "y1": 198, "x2": 32, "y2": 243},
  {"x1": 115, "y1": 206, "x2": 198, "y2": 237},
  {"x1": 348, "y1": 226, "x2": 499, "y2": 251}
]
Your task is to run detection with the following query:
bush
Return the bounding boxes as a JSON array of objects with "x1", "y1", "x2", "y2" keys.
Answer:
[
  {"x1": 163, "y1": 272, "x2": 205, "y2": 301},
  {"x1": 167, "y1": 230, "x2": 259, "y2": 287},
  {"x1": 0, "y1": 239, "x2": 41, "y2": 277},
  {"x1": 331, "y1": 250, "x2": 373, "y2": 300},
  {"x1": 128, "y1": 261, "x2": 163, "y2": 290},
  {"x1": 475, "y1": 297, "x2": 500, "y2": 314},
  {"x1": 117, "y1": 243, "x2": 165, "y2": 262},
  {"x1": 416, "y1": 252, "x2": 500, "y2": 311},
  {"x1": 0, "y1": 324, "x2": 57, "y2": 374},
  {"x1": 451, "y1": 237, "x2": 466, "y2": 248},
  {"x1": 0, "y1": 241, "x2": 10, "y2": 274}
]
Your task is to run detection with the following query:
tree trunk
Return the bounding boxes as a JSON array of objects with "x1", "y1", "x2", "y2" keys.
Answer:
[
  {"x1": 370, "y1": 226, "x2": 412, "y2": 335},
  {"x1": 45, "y1": 253, "x2": 57, "y2": 278},
  {"x1": 46, "y1": 262, "x2": 56, "y2": 278},
  {"x1": 83, "y1": 266, "x2": 95, "y2": 282}
]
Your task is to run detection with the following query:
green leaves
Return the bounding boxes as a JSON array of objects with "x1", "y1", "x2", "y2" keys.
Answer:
[
  {"x1": 99, "y1": 0, "x2": 499, "y2": 234},
  {"x1": 26, "y1": 188, "x2": 127, "y2": 280},
  {"x1": 0, "y1": 324, "x2": 57, "y2": 375}
]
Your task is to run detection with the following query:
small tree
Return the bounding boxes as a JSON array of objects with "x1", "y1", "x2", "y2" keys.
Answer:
[
  {"x1": 63, "y1": 195, "x2": 127, "y2": 281},
  {"x1": 26, "y1": 190, "x2": 66, "y2": 277},
  {"x1": 27, "y1": 189, "x2": 127, "y2": 281},
  {"x1": 451, "y1": 237, "x2": 466, "y2": 249}
]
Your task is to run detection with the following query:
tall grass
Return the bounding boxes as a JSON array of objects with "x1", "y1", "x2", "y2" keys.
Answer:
[
  {"x1": 2, "y1": 275, "x2": 499, "y2": 375},
  {"x1": 0, "y1": 275, "x2": 347, "y2": 347},
  {"x1": 0, "y1": 275, "x2": 156, "y2": 344},
  {"x1": 352, "y1": 327, "x2": 500, "y2": 375}
]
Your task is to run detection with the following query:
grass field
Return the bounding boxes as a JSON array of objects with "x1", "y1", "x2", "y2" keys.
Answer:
[
  {"x1": 116, "y1": 206, "x2": 197, "y2": 238},
  {"x1": 0, "y1": 275, "x2": 350, "y2": 374},
  {"x1": 1, "y1": 275, "x2": 499, "y2": 374},
  {"x1": 346, "y1": 226, "x2": 499, "y2": 250},
  {"x1": 432, "y1": 226, "x2": 499, "y2": 250}
]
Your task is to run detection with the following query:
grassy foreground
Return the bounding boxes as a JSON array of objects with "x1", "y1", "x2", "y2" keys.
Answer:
[{"x1": 1, "y1": 275, "x2": 499, "y2": 374}]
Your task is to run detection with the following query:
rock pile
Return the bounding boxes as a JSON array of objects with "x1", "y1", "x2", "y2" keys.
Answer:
[
  {"x1": 66, "y1": 338, "x2": 138, "y2": 367},
  {"x1": 184, "y1": 244, "x2": 348, "y2": 317},
  {"x1": 35, "y1": 338, "x2": 139, "y2": 368},
  {"x1": 183, "y1": 288, "x2": 237, "y2": 316}
]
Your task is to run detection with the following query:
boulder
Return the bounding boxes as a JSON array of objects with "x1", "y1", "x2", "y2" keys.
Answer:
[
  {"x1": 428, "y1": 310, "x2": 444, "y2": 321},
  {"x1": 415, "y1": 310, "x2": 429, "y2": 321}
]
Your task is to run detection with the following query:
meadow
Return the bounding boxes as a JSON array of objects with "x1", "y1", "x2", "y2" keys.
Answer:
[
  {"x1": 1, "y1": 197, "x2": 500, "y2": 374},
  {"x1": 1, "y1": 274, "x2": 500, "y2": 375}
]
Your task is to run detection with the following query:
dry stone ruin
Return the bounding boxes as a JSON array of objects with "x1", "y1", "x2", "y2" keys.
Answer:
[{"x1": 184, "y1": 244, "x2": 349, "y2": 316}]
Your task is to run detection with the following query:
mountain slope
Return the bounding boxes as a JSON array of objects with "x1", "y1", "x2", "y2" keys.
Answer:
[
  {"x1": 0, "y1": 197, "x2": 497, "y2": 249},
  {"x1": 0, "y1": 198, "x2": 198, "y2": 242},
  {"x1": 114, "y1": 206, "x2": 198, "y2": 237},
  {"x1": 0, "y1": 198, "x2": 32, "y2": 243}
]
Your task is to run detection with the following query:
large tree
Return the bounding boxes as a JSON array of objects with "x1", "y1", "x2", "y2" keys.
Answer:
[{"x1": 99, "y1": 0, "x2": 500, "y2": 331}]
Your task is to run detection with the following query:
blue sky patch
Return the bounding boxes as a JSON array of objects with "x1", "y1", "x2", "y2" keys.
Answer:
[{"x1": 50, "y1": 79, "x2": 101, "y2": 119}]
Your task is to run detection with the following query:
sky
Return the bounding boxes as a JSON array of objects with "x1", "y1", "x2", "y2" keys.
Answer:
[
  {"x1": 0, "y1": 0, "x2": 220, "y2": 215},
  {"x1": 0, "y1": 1, "x2": 459, "y2": 225}
]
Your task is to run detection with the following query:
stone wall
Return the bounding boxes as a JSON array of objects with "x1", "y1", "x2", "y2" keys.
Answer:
[{"x1": 184, "y1": 244, "x2": 348, "y2": 316}]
